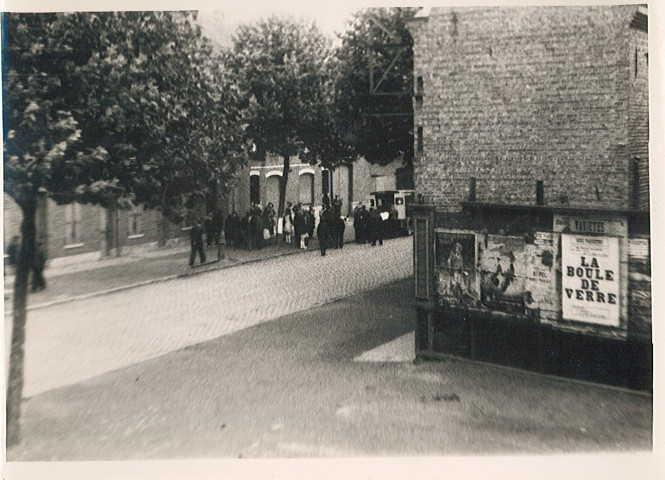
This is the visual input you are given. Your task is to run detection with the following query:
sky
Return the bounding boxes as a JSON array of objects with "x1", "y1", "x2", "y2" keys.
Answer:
[
  {"x1": 195, "y1": 4, "x2": 362, "y2": 48},
  {"x1": 197, "y1": 2, "x2": 360, "y2": 39},
  {"x1": 1, "y1": 0, "x2": 376, "y2": 41}
]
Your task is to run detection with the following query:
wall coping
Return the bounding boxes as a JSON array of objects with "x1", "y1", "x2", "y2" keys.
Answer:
[{"x1": 460, "y1": 201, "x2": 650, "y2": 221}]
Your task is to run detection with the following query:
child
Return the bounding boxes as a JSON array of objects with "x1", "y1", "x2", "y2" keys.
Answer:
[{"x1": 283, "y1": 208, "x2": 293, "y2": 244}]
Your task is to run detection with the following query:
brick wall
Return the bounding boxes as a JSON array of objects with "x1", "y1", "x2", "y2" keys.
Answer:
[
  {"x1": 246, "y1": 156, "x2": 324, "y2": 212},
  {"x1": 46, "y1": 199, "x2": 103, "y2": 258},
  {"x1": 628, "y1": 17, "x2": 649, "y2": 209},
  {"x1": 4, "y1": 193, "x2": 188, "y2": 262},
  {"x1": 408, "y1": 5, "x2": 647, "y2": 212}
]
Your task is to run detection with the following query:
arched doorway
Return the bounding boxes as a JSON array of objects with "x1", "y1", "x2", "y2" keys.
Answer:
[
  {"x1": 266, "y1": 173, "x2": 281, "y2": 208},
  {"x1": 250, "y1": 173, "x2": 260, "y2": 205},
  {"x1": 299, "y1": 172, "x2": 314, "y2": 206}
]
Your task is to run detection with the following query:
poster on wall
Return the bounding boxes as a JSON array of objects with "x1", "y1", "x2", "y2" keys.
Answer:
[
  {"x1": 478, "y1": 235, "x2": 526, "y2": 312},
  {"x1": 562, "y1": 234, "x2": 620, "y2": 327},
  {"x1": 435, "y1": 231, "x2": 478, "y2": 304}
]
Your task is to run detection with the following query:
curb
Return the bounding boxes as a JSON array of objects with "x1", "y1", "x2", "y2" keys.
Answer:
[
  {"x1": 6, "y1": 240, "x2": 327, "y2": 313},
  {"x1": 430, "y1": 353, "x2": 654, "y2": 398}
]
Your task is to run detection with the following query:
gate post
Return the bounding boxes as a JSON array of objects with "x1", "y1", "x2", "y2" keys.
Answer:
[{"x1": 411, "y1": 204, "x2": 436, "y2": 357}]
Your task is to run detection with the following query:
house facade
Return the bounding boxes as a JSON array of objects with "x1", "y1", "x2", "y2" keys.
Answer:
[
  {"x1": 406, "y1": 5, "x2": 651, "y2": 389},
  {"x1": 227, "y1": 155, "x2": 408, "y2": 218},
  {"x1": 3, "y1": 193, "x2": 191, "y2": 268}
]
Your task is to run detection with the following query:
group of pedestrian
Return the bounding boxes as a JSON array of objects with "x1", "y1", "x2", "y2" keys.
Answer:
[
  {"x1": 283, "y1": 202, "x2": 316, "y2": 250},
  {"x1": 5, "y1": 235, "x2": 47, "y2": 291},
  {"x1": 190, "y1": 194, "x2": 388, "y2": 263},
  {"x1": 353, "y1": 205, "x2": 385, "y2": 246},
  {"x1": 316, "y1": 204, "x2": 346, "y2": 256},
  {"x1": 223, "y1": 203, "x2": 277, "y2": 251},
  {"x1": 189, "y1": 209, "x2": 226, "y2": 267}
]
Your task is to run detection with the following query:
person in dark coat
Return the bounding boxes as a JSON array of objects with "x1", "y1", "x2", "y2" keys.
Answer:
[
  {"x1": 294, "y1": 207, "x2": 307, "y2": 249},
  {"x1": 211, "y1": 210, "x2": 224, "y2": 245},
  {"x1": 225, "y1": 213, "x2": 235, "y2": 247},
  {"x1": 189, "y1": 219, "x2": 206, "y2": 266},
  {"x1": 31, "y1": 241, "x2": 47, "y2": 292},
  {"x1": 241, "y1": 212, "x2": 252, "y2": 249},
  {"x1": 357, "y1": 206, "x2": 369, "y2": 244},
  {"x1": 305, "y1": 207, "x2": 315, "y2": 244},
  {"x1": 331, "y1": 214, "x2": 345, "y2": 249},
  {"x1": 250, "y1": 210, "x2": 264, "y2": 250},
  {"x1": 317, "y1": 214, "x2": 330, "y2": 256},
  {"x1": 332, "y1": 196, "x2": 343, "y2": 217},
  {"x1": 320, "y1": 207, "x2": 333, "y2": 247},
  {"x1": 369, "y1": 208, "x2": 384, "y2": 246}
]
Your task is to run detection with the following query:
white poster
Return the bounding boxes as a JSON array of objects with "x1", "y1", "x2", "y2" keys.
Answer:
[{"x1": 561, "y1": 235, "x2": 620, "y2": 327}]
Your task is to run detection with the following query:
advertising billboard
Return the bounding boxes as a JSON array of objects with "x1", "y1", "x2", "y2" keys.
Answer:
[{"x1": 561, "y1": 234, "x2": 620, "y2": 326}]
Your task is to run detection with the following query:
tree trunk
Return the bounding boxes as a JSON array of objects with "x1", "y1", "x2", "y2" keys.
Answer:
[
  {"x1": 6, "y1": 197, "x2": 37, "y2": 447},
  {"x1": 115, "y1": 206, "x2": 121, "y2": 257},
  {"x1": 104, "y1": 207, "x2": 114, "y2": 257},
  {"x1": 278, "y1": 156, "x2": 290, "y2": 218},
  {"x1": 159, "y1": 211, "x2": 168, "y2": 247}
]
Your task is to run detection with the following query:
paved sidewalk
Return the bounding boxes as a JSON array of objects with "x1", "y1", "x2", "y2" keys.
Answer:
[{"x1": 4, "y1": 221, "x2": 360, "y2": 312}]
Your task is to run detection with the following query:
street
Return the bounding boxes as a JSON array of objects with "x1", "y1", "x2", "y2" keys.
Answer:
[
  {"x1": 4, "y1": 236, "x2": 653, "y2": 461},
  {"x1": 5, "y1": 237, "x2": 412, "y2": 398}
]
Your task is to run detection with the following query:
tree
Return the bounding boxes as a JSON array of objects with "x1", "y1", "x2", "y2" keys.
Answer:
[
  {"x1": 2, "y1": 11, "x2": 247, "y2": 446},
  {"x1": 334, "y1": 8, "x2": 418, "y2": 166},
  {"x1": 55, "y1": 12, "x2": 248, "y2": 222},
  {"x1": 228, "y1": 16, "x2": 339, "y2": 216}
]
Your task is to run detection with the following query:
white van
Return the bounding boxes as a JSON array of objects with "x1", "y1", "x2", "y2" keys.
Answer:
[{"x1": 364, "y1": 190, "x2": 415, "y2": 236}]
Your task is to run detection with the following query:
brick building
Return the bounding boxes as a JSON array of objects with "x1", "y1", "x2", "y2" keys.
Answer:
[
  {"x1": 408, "y1": 5, "x2": 648, "y2": 211},
  {"x1": 228, "y1": 155, "x2": 407, "y2": 218},
  {"x1": 407, "y1": 5, "x2": 651, "y2": 389},
  {"x1": 3, "y1": 193, "x2": 191, "y2": 267}
]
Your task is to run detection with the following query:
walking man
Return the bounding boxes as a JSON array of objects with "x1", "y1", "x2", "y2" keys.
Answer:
[
  {"x1": 317, "y1": 213, "x2": 330, "y2": 256},
  {"x1": 369, "y1": 208, "x2": 384, "y2": 246},
  {"x1": 357, "y1": 206, "x2": 369, "y2": 244},
  {"x1": 189, "y1": 218, "x2": 206, "y2": 266}
]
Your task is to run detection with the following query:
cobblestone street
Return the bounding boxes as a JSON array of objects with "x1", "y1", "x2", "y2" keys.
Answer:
[{"x1": 5, "y1": 237, "x2": 413, "y2": 398}]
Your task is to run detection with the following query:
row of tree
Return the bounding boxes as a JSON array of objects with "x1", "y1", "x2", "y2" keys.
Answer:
[{"x1": 2, "y1": 8, "x2": 417, "y2": 446}]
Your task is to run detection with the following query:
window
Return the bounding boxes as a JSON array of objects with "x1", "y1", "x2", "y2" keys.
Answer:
[
  {"x1": 128, "y1": 204, "x2": 143, "y2": 237},
  {"x1": 417, "y1": 126, "x2": 423, "y2": 153},
  {"x1": 266, "y1": 173, "x2": 281, "y2": 207},
  {"x1": 64, "y1": 203, "x2": 82, "y2": 245},
  {"x1": 299, "y1": 172, "x2": 314, "y2": 206},
  {"x1": 250, "y1": 174, "x2": 260, "y2": 205},
  {"x1": 322, "y1": 170, "x2": 330, "y2": 196}
]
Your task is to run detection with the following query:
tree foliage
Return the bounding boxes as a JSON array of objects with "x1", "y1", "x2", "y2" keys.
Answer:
[
  {"x1": 334, "y1": 7, "x2": 418, "y2": 165},
  {"x1": 227, "y1": 16, "x2": 349, "y2": 215},
  {"x1": 4, "y1": 11, "x2": 249, "y2": 221},
  {"x1": 229, "y1": 16, "x2": 334, "y2": 162}
]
